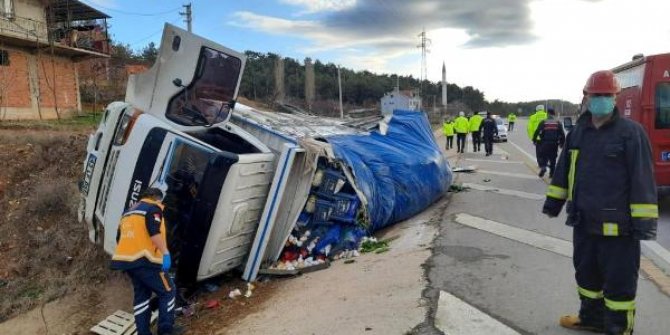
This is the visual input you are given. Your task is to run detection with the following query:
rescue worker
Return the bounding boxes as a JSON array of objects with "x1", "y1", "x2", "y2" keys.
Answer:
[
  {"x1": 480, "y1": 112, "x2": 498, "y2": 156},
  {"x1": 469, "y1": 112, "x2": 484, "y2": 152},
  {"x1": 507, "y1": 112, "x2": 517, "y2": 131},
  {"x1": 542, "y1": 70, "x2": 657, "y2": 335},
  {"x1": 454, "y1": 111, "x2": 470, "y2": 153},
  {"x1": 527, "y1": 104, "x2": 548, "y2": 141},
  {"x1": 533, "y1": 107, "x2": 565, "y2": 178},
  {"x1": 442, "y1": 118, "x2": 455, "y2": 150},
  {"x1": 111, "y1": 188, "x2": 181, "y2": 335}
]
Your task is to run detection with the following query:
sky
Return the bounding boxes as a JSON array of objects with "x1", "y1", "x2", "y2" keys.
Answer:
[{"x1": 85, "y1": 0, "x2": 670, "y2": 103}]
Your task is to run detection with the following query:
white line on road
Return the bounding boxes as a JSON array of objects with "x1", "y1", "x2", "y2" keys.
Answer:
[
  {"x1": 435, "y1": 290, "x2": 521, "y2": 335},
  {"x1": 463, "y1": 183, "x2": 545, "y2": 200},
  {"x1": 642, "y1": 241, "x2": 670, "y2": 270},
  {"x1": 478, "y1": 170, "x2": 539, "y2": 180},
  {"x1": 464, "y1": 158, "x2": 524, "y2": 164},
  {"x1": 508, "y1": 140, "x2": 537, "y2": 164},
  {"x1": 454, "y1": 213, "x2": 572, "y2": 257}
]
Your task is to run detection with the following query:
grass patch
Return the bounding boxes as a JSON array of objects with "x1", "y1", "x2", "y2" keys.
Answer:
[{"x1": 0, "y1": 111, "x2": 102, "y2": 131}]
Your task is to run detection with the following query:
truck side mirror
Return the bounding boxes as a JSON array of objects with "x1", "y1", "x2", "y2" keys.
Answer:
[
  {"x1": 228, "y1": 99, "x2": 236, "y2": 110},
  {"x1": 173, "y1": 78, "x2": 183, "y2": 87}
]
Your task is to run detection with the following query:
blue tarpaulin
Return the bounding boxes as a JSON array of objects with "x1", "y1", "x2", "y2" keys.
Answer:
[{"x1": 326, "y1": 110, "x2": 452, "y2": 232}]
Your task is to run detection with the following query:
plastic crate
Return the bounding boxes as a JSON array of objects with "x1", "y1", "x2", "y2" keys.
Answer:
[
  {"x1": 312, "y1": 199, "x2": 334, "y2": 224},
  {"x1": 318, "y1": 169, "x2": 346, "y2": 195},
  {"x1": 328, "y1": 192, "x2": 360, "y2": 223}
]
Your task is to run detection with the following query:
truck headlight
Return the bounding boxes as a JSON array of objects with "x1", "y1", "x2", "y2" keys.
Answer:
[{"x1": 113, "y1": 109, "x2": 142, "y2": 146}]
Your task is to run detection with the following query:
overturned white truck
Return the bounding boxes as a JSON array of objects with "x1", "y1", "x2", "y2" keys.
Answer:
[{"x1": 79, "y1": 24, "x2": 451, "y2": 287}]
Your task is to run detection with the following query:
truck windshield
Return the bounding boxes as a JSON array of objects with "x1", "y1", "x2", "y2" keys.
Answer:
[
  {"x1": 656, "y1": 83, "x2": 670, "y2": 129},
  {"x1": 167, "y1": 47, "x2": 242, "y2": 126},
  {"x1": 162, "y1": 140, "x2": 214, "y2": 259}
]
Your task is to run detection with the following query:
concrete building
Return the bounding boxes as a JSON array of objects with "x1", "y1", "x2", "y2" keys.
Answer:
[
  {"x1": 381, "y1": 87, "x2": 421, "y2": 116},
  {"x1": 0, "y1": 0, "x2": 110, "y2": 120}
]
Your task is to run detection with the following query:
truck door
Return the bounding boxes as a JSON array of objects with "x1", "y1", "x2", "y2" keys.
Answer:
[{"x1": 652, "y1": 80, "x2": 670, "y2": 189}]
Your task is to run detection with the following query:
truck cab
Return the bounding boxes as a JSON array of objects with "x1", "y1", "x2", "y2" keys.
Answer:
[
  {"x1": 612, "y1": 53, "x2": 670, "y2": 195},
  {"x1": 79, "y1": 24, "x2": 276, "y2": 286}
]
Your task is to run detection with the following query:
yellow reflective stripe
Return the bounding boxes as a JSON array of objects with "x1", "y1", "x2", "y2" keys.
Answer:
[
  {"x1": 630, "y1": 204, "x2": 658, "y2": 218},
  {"x1": 605, "y1": 298, "x2": 635, "y2": 311},
  {"x1": 603, "y1": 223, "x2": 619, "y2": 236},
  {"x1": 577, "y1": 286, "x2": 603, "y2": 299},
  {"x1": 567, "y1": 150, "x2": 579, "y2": 201},
  {"x1": 546, "y1": 185, "x2": 568, "y2": 200},
  {"x1": 625, "y1": 309, "x2": 634, "y2": 335}
]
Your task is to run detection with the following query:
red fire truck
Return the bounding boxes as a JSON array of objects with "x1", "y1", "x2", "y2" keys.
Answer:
[{"x1": 612, "y1": 53, "x2": 670, "y2": 195}]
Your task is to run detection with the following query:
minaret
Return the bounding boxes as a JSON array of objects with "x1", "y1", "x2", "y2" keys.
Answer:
[{"x1": 441, "y1": 61, "x2": 447, "y2": 107}]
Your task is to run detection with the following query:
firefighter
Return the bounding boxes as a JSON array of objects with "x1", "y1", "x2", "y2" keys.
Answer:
[
  {"x1": 454, "y1": 111, "x2": 470, "y2": 153},
  {"x1": 507, "y1": 112, "x2": 517, "y2": 131},
  {"x1": 111, "y1": 188, "x2": 181, "y2": 335},
  {"x1": 533, "y1": 107, "x2": 565, "y2": 178},
  {"x1": 442, "y1": 118, "x2": 455, "y2": 150},
  {"x1": 542, "y1": 70, "x2": 657, "y2": 335},
  {"x1": 527, "y1": 104, "x2": 548, "y2": 141},
  {"x1": 469, "y1": 112, "x2": 484, "y2": 152},
  {"x1": 480, "y1": 112, "x2": 498, "y2": 156}
]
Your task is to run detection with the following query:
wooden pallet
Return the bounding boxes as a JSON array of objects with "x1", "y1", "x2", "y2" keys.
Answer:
[{"x1": 90, "y1": 310, "x2": 158, "y2": 335}]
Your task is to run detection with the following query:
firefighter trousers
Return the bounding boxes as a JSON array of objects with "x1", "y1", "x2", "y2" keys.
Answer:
[
  {"x1": 483, "y1": 135, "x2": 494, "y2": 155},
  {"x1": 573, "y1": 228, "x2": 640, "y2": 335},
  {"x1": 127, "y1": 267, "x2": 177, "y2": 335},
  {"x1": 537, "y1": 143, "x2": 559, "y2": 175}
]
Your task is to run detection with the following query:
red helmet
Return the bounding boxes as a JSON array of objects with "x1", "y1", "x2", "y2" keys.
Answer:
[{"x1": 583, "y1": 70, "x2": 621, "y2": 94}]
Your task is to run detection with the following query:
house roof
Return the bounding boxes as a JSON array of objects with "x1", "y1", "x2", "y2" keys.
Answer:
[{"x1": 48, "y1": 0, "x2": 111, "y2": 21}]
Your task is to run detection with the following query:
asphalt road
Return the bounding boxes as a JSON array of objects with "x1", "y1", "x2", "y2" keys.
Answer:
[{"x1": 422, "y1": 118, "x2": 670, "y2": 334}]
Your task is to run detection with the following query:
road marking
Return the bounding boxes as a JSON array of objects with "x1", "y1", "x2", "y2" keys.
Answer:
[
  {"x1": 508, "y1": 140, "x2": 537, "y2": 163},
  {"x1": 462, "y1": 183, "x2": 544, "y2": 200},
  {"x1": 454, "y1": 213, "x2": 572, "y2": 257},
  {"x1": 465, "y1": 158, "x2": 523, "y2": 164},
  {"x1": 478, "y1": 170, "x2": 539, "y2": 180},
  {"x1": 435, "y1": 290, "x2": 521, "y2": 335},
  {"x1": 454, "y1": 213, "x2": 670, "y2": 297},
  {"x1": 642, "y1": 241, "x2": 670, "y2": 271}
]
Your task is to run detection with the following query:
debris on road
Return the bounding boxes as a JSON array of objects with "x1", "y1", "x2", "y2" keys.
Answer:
[
  {"x1": 453, "y1": 166, "x2": 477, "y2": 173},
  {"x1": 449, "y1": 184, "x2": 471, "y2": 193}
]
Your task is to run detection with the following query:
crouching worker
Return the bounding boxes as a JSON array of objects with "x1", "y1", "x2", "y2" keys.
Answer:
[{"x1": 111, "y1": 187, "x2": 181, "y2": 335}]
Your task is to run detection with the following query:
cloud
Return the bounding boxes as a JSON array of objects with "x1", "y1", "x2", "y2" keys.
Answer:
[{"x1": 279, "y1": 0, "x2": 356, "y2": 14}]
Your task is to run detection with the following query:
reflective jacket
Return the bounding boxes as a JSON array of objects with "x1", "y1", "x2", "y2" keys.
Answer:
[
  {"x1": 443, "y1": 122, "x2": 455, "y2": 136},
  {"x1": 454, "y1": 116, "x2": 470, "y2": 134},
  {"x1": 111, "y1": 199, "x2": 167, "y2": 270},
  {"x1": 543, "y1": 109, "x2": 658, "y2": 238},
  {"x1": 527, "y1": 111, "x2": 548, "y2": 140},
  {"x1": 469, "y1": 114, "x2": 484, "y2": 132},
  {"x1": 508, "y1": 113, "x2": 517, "y2": 122},
  {"x1": 533, "y1": 117, "x2": 565, "y2": 146}
]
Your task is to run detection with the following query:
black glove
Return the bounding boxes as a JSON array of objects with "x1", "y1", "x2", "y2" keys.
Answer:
[
  {"x1": 542, "y1": 198, "x2": 563, "y2": 218},
  {"x1": 632, "y1": 219, "x2": 657, "y2": 240}
]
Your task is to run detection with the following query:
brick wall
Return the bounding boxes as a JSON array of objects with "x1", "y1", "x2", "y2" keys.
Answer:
[
  {"x1": 37, "y1": 54, "x2": 78, "y2": 109},
  {"x1": 0, "y1": 50, "x2": 31, "y2": 108}
]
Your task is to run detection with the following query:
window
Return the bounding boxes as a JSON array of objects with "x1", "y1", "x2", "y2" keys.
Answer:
[
  {"x1": 655, "y1": 83, "x2": 670, "y2": 129},
  {"x1": 167, "y1": 47, "x2": 243, "y2": 126},
  {"x1": 0, "y1": 50, "x2": 9, "y2": 66}
]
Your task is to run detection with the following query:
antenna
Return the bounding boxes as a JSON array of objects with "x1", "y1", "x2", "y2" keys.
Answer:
[{"x1": 417, "y1": 28, "x2": 431, "y2": 109}]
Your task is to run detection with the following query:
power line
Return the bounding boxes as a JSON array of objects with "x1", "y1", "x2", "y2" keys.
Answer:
[
  {"x1": 128, "y1": 18, "x2": 181, "y2": 46},
  {"x1": 79, "y1": 0, "x2": 180, "y2": 17}
]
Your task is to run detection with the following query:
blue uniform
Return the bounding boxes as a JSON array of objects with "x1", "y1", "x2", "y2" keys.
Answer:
[{"x1": 543, "y1": 109, "x2": 658, "y2": 334}]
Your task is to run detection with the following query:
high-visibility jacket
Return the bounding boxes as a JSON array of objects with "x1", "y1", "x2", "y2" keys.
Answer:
[
  {"x1": 454, "y1": 116, "x2": 470, "y2": 134},
  {"x1": 527, "y1": 111, "x2": 548, "y2": 140},
  {"x1": 443, "y1": 122, "x2": 455, "y2": 136},
  {"x1": 469, "y1": 114, "x2": 483, "y2": 132},
  {"x1": 111, "y1": 198, "x2": 167, "y2": 270},
  {"x1": 543, "y1": 109, "x2": 658, "y2": 238},
  {"x1": 508, "y1": 113, "x2": 517, "y2": 122}
]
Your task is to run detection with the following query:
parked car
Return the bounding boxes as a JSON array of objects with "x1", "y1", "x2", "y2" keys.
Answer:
[{"x1": 494, "y1": 116, "x2": 508, "y2": 142}]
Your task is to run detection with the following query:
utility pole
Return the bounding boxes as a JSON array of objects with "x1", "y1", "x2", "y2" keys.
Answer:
[
  {"x1": 417, "y1": 28, "x2": 431, "y2": 110},
  {"x1": 338, "y1": 66, "x2": 344, "y2": 119},
  {"x1": 180, "y1": 3, "x2": 192, "y2": 32}
]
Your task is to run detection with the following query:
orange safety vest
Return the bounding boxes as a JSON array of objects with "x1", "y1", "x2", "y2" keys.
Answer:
[{"x1": 111, "y1": 199, "x2": 166, "y2": 269}]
